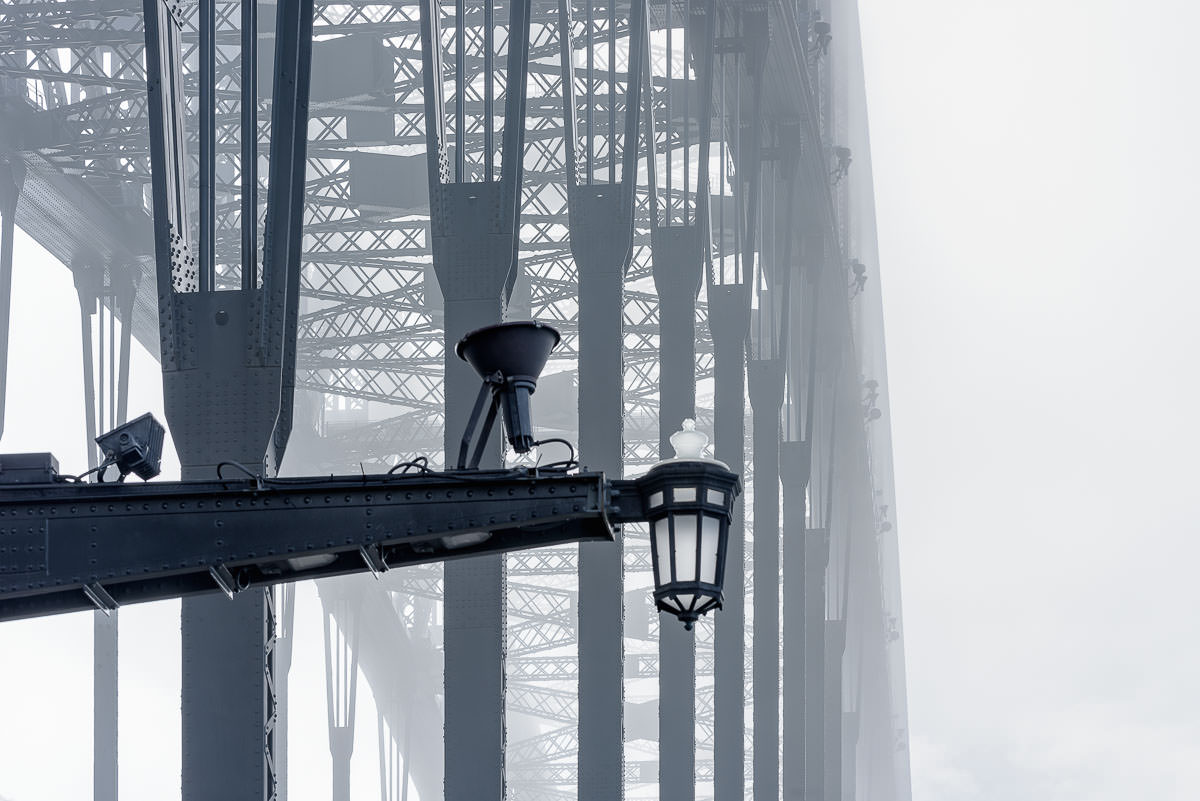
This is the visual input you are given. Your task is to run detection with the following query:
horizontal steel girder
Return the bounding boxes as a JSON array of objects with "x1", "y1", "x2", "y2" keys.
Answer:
[{"x1": 0, "y1": 469, "x2": 639, "y2": 621}]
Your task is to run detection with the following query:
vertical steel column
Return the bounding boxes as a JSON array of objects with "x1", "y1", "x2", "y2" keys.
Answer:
[
  {"x1": 803, "y1": 526, "x2": 828, "y2": 801},
  {"x1": 75, "y1": 261, "x2": 138, "y2": 470},
  {"x1": 436, "y1": 234, "x2": 510, "y2": 801},
  {"x1": 651, "y1": 224, "x2": 703, "y2": 801},
  {"x1": 0, "y1": 159, "x2": 23, "y2": 441},
  {"x1": 743, "y1": 13, "x2": 782, "y2": 799},
  {"x1": 377, "y1": 682, "x2": 411, "y2": 801},
  {"x1": 646, "y1": 2, "x2": 717, "y2": 795},
  {"x1": 198, "y1": 0, "x2": 214, "y2": 292},
  {"x1": 774, "y1": 146, "x2": 810, "y2": 801},
  {"x1": 94, "y1": 602, "x2": 118, "y2": 801},
  {"x1": 276, "y1": 583, "x2": 297, "y2": 801},
  {"x1": 713, "y1": 6, "x2": 767, "y2": 798},
  {"x1": 804, "y1": 267, "x2": 836, "y2": 801},
  {"x1": 708, "y1": 284, "x2": 749, "y2": 801},
  {"x1": 114, "y1": 268, "x2": 135, "y2": 428},
  {"x1": 748, "y1": 356, "x2": 783, "y2": 801},
  {"x1": 75, "y1": 258, "x2": 101, "y2": 471},
  {"x1": 241, "y1": 0, "x2": 258, "y2": 291},
  {"x1": 780, "y1": 440, "x2": 810, "y2": 801},
  {"x1": 74, "y1": 257, "x2": 137, "y2": 801},
  {"x1": 143, "y1": 0, "x2": 313, "y2": 797},
  {"x1": 180, "y1": 544, "x2": 274, "y2": 801},
  {"x1": 417, "y1": 0, "x2": 533, "y2": 797},
  {"x1": 574, "y1": 193, "x2": 628, "y2": 801},
  {"x1": 843, "y1": 655, "x2": 860, "y2": 801},
  {"x1": 558, "y1": 0, "x2": 646, "y2": 798},
  {"x1": 321, "y1": 579, "x2": 362, "y2": 801},
  {"x1": 823, "y1": 385, "x2": 856, "y2": 801},
  {"x1": 824, "y1": 619, "x2": 845, "y2": 801}
]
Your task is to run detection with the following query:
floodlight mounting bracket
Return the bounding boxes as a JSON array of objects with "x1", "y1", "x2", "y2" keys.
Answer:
[{"x1": 459, "y1": 370, "x2": 506, "y2": 469}]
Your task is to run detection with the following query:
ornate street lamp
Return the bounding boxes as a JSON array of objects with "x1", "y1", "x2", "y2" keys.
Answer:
[{"x1": 639, "y1": 419, "x2": 742, "y2": 629}]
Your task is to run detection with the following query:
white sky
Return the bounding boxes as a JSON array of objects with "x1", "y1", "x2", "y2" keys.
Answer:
[
  {"x1": 3, "y1": 1, "x2": 1200, "y2": 799},
  {"x1": 859, "y1": 0, "x2": 1200, "y2": 798}
]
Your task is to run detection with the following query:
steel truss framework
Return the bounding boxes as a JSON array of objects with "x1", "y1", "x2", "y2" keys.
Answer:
[{"x1": 0, "y1": 1, "x2": 910, "y2": 800}]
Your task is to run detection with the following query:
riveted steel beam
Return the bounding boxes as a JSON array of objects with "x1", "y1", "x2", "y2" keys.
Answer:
[{"x1": 0, "y1": 469, "x2": 617, "y2": 621}]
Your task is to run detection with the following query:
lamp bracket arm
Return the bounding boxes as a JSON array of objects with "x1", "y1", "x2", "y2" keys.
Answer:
[{"x1": 606, "y1": 478, "x2": 648, "y2": 524}]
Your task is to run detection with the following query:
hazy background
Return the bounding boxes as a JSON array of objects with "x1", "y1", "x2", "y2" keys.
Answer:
[
  {"x1": 860, "y1": 0, "x2": 1200, "y2": 797},
  {"x1": 3, "y1": 0, "x2": 1200, "y2": 799}
]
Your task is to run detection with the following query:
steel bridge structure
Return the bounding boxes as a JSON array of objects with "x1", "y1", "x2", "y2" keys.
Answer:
[{"x1": 0, "y1": 1, "x2": 910, "y2": 801}]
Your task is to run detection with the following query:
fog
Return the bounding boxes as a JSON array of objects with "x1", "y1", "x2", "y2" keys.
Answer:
[
  {"x1": 2, "y1": 1, "x2": 1199, "y2": 800},
  {"x1": 860, "y1": 0, "x2": 1200, "y2": 797}
]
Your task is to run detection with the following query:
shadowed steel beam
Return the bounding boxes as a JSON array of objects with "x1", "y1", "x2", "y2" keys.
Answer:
[
  {"x1": 93, "y1": 601, "x2": 118, "y2": 801},
  {"x1": 198, "y1": 0, "x2": 213, "y2": 292},
  {"x1": 558, "y1": 0, "x2": 647, "y2": 798},
  {"x1": 321, "y1": 578, "x2": 362, "y2": 801},
  {"x1": 74, "y1": 256, "x2": 136, "y2": 801},
  {"x1": 418, "y1": 0, "x2": 534, "y2": 796},
  {"x1": 749, "y1": 356, "x2": 783, "y2": 801},
  {"x1": 142, "y1": 0, "x2": 315, "y2": 796},
  {"x1": 646, "y1": 2, "x2": 717, "y2": 797},
  {"x1": 240, "y1": 0, "x2": 257, "y2": 291},
  {"x1": 709, "y1": 279, "x2": 749, "y2": 801},
  {"x1": 652, "y1": 223, "x2": 703, "y2": 801},
  {"x1": 708, "y1": 2, "x2": 765, "y2": 797},
  {"x1": 780, "y1": 440, "x2": 810, "y2": 801},
  {"x1": 0, "y1": 470, "x2": 620, "y2": 620},
  {"x1": 825, "y1": 618, "x2": 845, "y2": 801},
  {"x1": 805, "y1": 400, "x2": 830, "y2": 799},
  {"x1": 276, "y1": 583, "x2": 297, "y2": 801},
  {"x1": 0, "y1": 159, "x2": 23, "y2": 442}
]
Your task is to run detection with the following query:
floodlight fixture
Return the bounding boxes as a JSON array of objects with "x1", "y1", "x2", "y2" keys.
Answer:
[
  {"x1": 94, "y1": 412, "x2": 166, "y2": 481},
  {"x1": 456, "y1": 321, "x2": 561, "y2": 469}
]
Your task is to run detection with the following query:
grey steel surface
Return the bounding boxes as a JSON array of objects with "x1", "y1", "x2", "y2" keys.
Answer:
[
  {"x1": 779, "y1": 440, "x2": 810, "y2": 801},
  {"x1": 93, "y1": 608, "x2": 118, "y2": 801},
  {"x1": 708, "y1": 283, "x2": 750, "y2": 801},
  {"x1": 651, "y1": 224, "x2": 703, "y2": 801},
  {"x1": 0, "y1": 470, "x2": 616, "y2": 619},
  {"x1": 0, "y1": 0, "x2": 913, "y2": 799},
  {"x1": 415, "y1": 0, "x2": 537, "y2": 795},
  {"x1": 748, "y1": 356, "x2": 784, "y2": 801},
  {"x1": 0, "y1": 160, "x2": 21, "y2": 441},
  {"x1": 560, "y1": 0, "x2": 646, "y2": 798}
]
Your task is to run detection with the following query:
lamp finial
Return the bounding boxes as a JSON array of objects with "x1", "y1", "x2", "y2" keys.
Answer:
[{"x1": 669, "y1": 419, "x2": 708, "y2": 460}]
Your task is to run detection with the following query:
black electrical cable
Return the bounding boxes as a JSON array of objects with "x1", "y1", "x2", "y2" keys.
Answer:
[
  {"x1": 531, "y1": 438, "x2": 579, "y2": 473},
  {"x1": 56, "y1": 459, "x2": 114, "y2": 484},
  {"x1": 387, "y1": 456, "x2": 431, "y2": 475},
  {"x1": 216, "y1": 461, "x2": 261, "y2": 481}
]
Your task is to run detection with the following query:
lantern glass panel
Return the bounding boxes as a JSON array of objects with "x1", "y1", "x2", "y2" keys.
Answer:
[
  {"x1": 673, "y1": 487, "x2": 697, "y2": 502},
  {"x1": 649, "y1": 490, "x2": 664, "y2": 508},
  {"x1": 699, "y1": 514, "x2": 720, "y2": 583},
  {"x1": 706, "y1": 488, "x2": 725, "y2": 505},
  {"x1": 673, "y1": 514, "x2": 698, "y2": 582},
  {"x1": 654, "y1": 518, "x2": 671, "y2": 585},
  {"x1": 676, "y1": 593, "x2": 694, "y2": 610}
]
